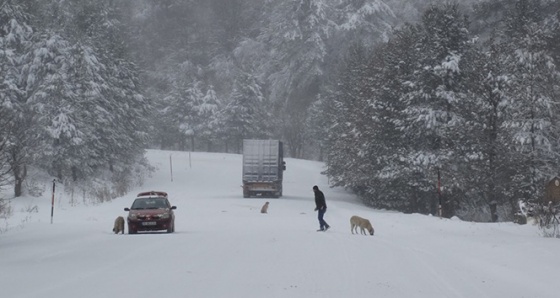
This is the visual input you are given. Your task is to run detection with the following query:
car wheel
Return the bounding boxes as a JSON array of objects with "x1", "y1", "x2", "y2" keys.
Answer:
[{"x1": 167, "y1": 222, "x2": 174, "y2": 233}]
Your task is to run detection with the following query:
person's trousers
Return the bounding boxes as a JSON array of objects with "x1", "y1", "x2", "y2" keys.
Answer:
[{"x1": 318, "y1": 208, "x2": 329, "y2": 229}]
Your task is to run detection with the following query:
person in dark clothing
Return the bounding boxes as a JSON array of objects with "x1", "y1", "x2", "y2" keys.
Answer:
[{"x1": 313, "y1": 185, "x2": 330, "y2": 231}]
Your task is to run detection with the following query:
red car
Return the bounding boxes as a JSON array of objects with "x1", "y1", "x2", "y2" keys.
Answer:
[{"x1": 124, "y1": 191, "x2": 176, "y2": 234}]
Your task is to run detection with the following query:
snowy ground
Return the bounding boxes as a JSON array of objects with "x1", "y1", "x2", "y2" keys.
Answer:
[{"x1": 1, "y1": 149, "x2": 559, "y2": 298}]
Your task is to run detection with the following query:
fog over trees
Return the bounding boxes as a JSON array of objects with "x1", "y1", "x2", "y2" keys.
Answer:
[{"x1": 1, "y1": 0, "x2": 560, "y2": 221}]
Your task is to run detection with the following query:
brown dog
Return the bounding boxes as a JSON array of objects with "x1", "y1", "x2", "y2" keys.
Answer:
[
  {"x1": 260, "y1": 202, "x2": 269, "y2": 214},
  {"x1": 350, "y1": 215, "x2": 374, "y2": 235},
  {"x1": 113, "y1": 216, "x2": 125, "y2": 234}
]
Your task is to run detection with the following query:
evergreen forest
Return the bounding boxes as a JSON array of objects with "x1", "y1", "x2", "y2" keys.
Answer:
[{"x1": 1, "y1": 0, "x2": 560, "y2": 221}]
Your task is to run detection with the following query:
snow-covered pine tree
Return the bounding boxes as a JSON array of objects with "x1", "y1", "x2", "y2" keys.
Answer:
[
  {"x1": 219, "y1": 71, "x2": 268, "y2": 153},
  {"x1": 322, "y1": 43, "x2": 376, "y2": 191},
  {"x1": 332, "y1": 0, "x2": 395, "y2": 47},
  {"x1": 346, "y1": 44, "x2": 394, "y2": 206},
  {"x1": 458, "y1": 38, "x2": 516, "y2": 221},
  {"x1": 26, "y1": 33, "x2": 78, "y2": 181},
  {"x1": 0, "y1": 0, "x2": 37, "y2": 196},
  {"x1": 324, "y1": 0, "x2": 396, "y2": 92},
  {"x1": 398, "y1": 4, "x2": 471, "y2": 216},
  {"x1": 165, "y1": 79, "x2": 203, "y2": 151},
  {"x1": 0, "y1": 102, "x2": 12, "y2": 188},
  {"x1": 258, "y1": 0, "x2": 334, "y2": 156},
  {"x1": 304, "y1": 96, "x2": 329, "y2": 161},
  {"x1": 259, "y1": 0, "x2": 332, "y2": 105},
  {"x1": 0, "y1": 1, "x2": 32, "y2": 109},
  {"x1": 501, "y1": 0, "x2": 560, "y2": 204},
  {"x1": 545, "y1": 6, "x2": 560, "y2": 64},
  {"x1": 196, "y1": 86, "x2": 220, "y2": 152},
  {"x1": 365, "y1": 24, "x2": 426, "y2": 213}
]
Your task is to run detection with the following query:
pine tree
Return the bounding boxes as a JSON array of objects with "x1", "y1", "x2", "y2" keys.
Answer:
[
  {"x1": 459, "y1": 39, "x2": 516, "y2": 220},
  {"x1": 398, "y1": 4, "x2": 471, "y2": 216},
  {"x1": 219, "y1": 71, "x2": 268, "y2": 153},
  {"x1": 366, "y1": 24, "x2": 426, "y2": 212},
  {"x1": 502, "y1": 0, "x2": 560, "y2": 204},
  {"x1": 196, "y1": 86, "x2": 220, "y2": 151},
  {"x1": 304, "y1": 96, "x2": 329, "y2": 161},
  {"x1": 258, "y1": 0, "x2": 335, "y2": 155},
  {"x1": 333, "y1": 0, "x2": 395, "y2": 46},
  {"x1": 164, "y1": 79, "x2": 203, "y2": 151},
  {"x1": 0, "y1": 0, "x2": 36, "y2": 196},
  {"x1": 323, "y1": 43, "x2": 375, "y2": 191}
]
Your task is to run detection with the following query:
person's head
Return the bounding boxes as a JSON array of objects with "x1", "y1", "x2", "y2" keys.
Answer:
[{"x1": 313, "y1": 185, "x2": 319, "y2": 192}]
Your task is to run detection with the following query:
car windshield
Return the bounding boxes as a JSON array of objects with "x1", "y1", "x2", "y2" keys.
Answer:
[{"x1": 131, "y1": 198, "x2": 168, "y2": 210}]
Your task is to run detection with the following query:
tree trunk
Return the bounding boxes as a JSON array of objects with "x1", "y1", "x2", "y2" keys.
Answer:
[
  {"x1": 490, "y1": 201, "x2": 498, "y2": 222},
  {"x1": 13, "y1": 164, "x2": 26, "y2": 197},
  {"x1": 72, "y1": 166, "x2": 78, "y2": 182}
]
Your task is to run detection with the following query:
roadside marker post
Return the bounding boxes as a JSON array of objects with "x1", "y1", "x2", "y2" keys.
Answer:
[
  {"x1": 170, "y1": 154, "x2": 173, "y2": 182},
  {"x1": 437, "y1": 168, "x2": 442, "y2": 219},
  {"x1": 50, "y1": 179, "x2": 55, "y2": 224}
]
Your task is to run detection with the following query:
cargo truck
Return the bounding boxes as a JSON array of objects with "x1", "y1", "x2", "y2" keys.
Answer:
[{"x1": 242, "y1": 139, "x2": 286, "y2": 198}]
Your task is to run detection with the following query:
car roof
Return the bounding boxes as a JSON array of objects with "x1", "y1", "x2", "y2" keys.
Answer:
[{"x1": 136, "y1": 191, "x2": 168, "y2": 199}]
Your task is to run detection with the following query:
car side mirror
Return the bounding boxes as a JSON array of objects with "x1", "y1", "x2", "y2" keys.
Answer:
[
  {"x1": 171, "y1": 206, "x2": 177, "y2": 210},
  {"x1": 124, "y1": 208, "x2": 130, "y2": 211}
]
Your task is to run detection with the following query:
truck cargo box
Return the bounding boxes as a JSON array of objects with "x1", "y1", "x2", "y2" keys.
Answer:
[{"x1": 242, "y1": 139, "x2": 286, "y2": 198}]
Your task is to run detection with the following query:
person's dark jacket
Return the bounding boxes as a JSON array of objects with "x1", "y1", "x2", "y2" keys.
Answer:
[{"x1": 314, "y1": 190, "x2": 327, "y2": 211}]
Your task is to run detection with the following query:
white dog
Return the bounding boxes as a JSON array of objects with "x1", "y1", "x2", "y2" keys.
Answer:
[
  {"x1": 113, "y1": 216, "x2": 125, "y2": 234},
  {"x1": 260, "y1": 202, "x2": 269, "y2": 214},
  {"x1": 350, "y1": 215, "x2": 374, "y2": 235}
]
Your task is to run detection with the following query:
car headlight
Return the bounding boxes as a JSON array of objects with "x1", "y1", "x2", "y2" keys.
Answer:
[
  {"x1": 128, "y1": 214, "x2": 137, "y2": 220},
  {"x1": 160, "y1": 213, "x2": 170, "y2": 219}
]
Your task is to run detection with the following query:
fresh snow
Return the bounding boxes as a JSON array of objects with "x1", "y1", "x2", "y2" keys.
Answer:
[{"x1": 1, "y1": 149, "x2": 559, "y2": 298}]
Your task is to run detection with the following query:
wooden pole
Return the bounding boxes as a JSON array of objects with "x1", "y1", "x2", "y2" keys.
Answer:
[
  {"x1": 437, "y1": 168, "x2": 442, "y2": 218},
  {"x1": 170, "y1": 154, "x2": 173, "y2": 182},
  {"x1": 50, "y1": 179, "x2": 56, "y2": 224}
]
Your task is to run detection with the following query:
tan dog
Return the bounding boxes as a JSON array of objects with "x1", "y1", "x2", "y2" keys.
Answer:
[
  {"x1": 350, "y1": 215, "x2": 374, "y2": 235},
  {"x1": 260, "y1": 202, "x2": 269, "y2": 214},
  {"x1": 113, "y1": 216, "x2": 125, "y2": 234}
]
